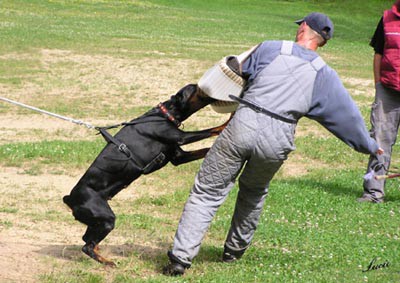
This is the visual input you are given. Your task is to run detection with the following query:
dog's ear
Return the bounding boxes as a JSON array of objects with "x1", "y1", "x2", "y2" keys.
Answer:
[
  {"x1": 170, "y1": 94, "x2": 178, "y2": 104},
  {"x1": 174, "y1": 84, "x2": 196, "y2": 108}
]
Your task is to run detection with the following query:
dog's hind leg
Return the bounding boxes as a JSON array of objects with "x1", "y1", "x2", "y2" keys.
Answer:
[
  {"x1": 82, "y1": 224, "x2": 116, "y2": 267},
  {"x1": 80, "y1": 202, "x2": 117, "y2": 266},
  {"x1": 67, "y1": 189, "x2": 117, "y2": 266}
]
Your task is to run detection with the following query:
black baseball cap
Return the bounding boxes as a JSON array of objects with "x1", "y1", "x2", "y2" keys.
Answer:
[{"x1": 295, "y1": 12, "x2": 334, "y2": 41}]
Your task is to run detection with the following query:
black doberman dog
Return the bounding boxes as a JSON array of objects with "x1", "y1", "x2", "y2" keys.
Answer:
[{"x1": 63, "y1": 84, "x2": 230, "y2": 266}]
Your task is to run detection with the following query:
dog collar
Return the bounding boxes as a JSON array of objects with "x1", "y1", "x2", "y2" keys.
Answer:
[{"x1": 158, "y1": 103, "x2": 181, "y2": 127}]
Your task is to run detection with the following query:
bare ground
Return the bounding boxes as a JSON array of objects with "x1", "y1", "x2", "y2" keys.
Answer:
[{"x1": 0, "y1": 49, "x2": 374, "y2": 282}]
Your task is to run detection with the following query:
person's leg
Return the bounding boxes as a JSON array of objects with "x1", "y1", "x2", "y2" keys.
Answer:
[
  {"x1": 223, "y1": 156, "x2": 283, "y2": 262},
  {"x1": 361, "y1": 83, "x2": 400, "y2": 202},
  {"x1": 164, "y1": 134, "x2": 247, "y2": 274}
]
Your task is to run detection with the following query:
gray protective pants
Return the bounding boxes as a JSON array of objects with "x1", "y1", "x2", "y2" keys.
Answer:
[
  {"x1": 170, "y1": 107, "x2": 295, "y2": 266},
  {"x1": 363, "y1": 82, "x2": 400, "y2": 201}
]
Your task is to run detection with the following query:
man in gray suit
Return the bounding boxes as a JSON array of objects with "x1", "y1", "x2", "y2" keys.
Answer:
[{"x1": 163, "y1": 12, "x2": 383, "y2": 276}]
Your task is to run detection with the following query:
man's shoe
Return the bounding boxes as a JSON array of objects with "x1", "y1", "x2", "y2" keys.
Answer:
[
  {"x1": 357, "y1": 195, "x2": 384, "y2": 203},
  {"x1": 222, "y1": 245, "x2": 246, "y2": 263},
  {"x1": 162, "y1": 262, "x2": 186, "y2": 276},
  {"x1": 222, "y1": 251, "x2": 240, "y2": 263},
  {"x1": 163, "y1": 251, "x2": 190, "y2": 276}
]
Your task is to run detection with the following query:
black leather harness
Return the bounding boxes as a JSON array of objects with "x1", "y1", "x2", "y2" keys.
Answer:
[{"x1": 96, "y1": 103, "x2": 179, "y2": 173}]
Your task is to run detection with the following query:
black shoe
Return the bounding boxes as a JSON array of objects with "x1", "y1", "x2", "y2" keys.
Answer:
[
  {"x1": 357, "y1": 195, "x2": 384, "y2": 203},
  {"x1": 222, "y1": 245, "x2": 246, "y2": 263},
  {"x1": 162, "y1": 262, "x2": 186, "y2": 276},
  {"x1": 163, "y1": 251, "x2": 190, "y2": 276}
]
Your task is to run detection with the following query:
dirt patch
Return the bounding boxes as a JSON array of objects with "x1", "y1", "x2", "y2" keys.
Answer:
[
  {"x1": 342, "y1": 76, "x2": 375, "y2": 97},
  {"x1": 0, "y1": 242, "x2": 47, "y2": 283},
  {"x1": 1, "y1": 48, "x2": 208, "y2": 99},
  {"x1": 0, "y1": 165, "x2": 84, "y2": 281}
]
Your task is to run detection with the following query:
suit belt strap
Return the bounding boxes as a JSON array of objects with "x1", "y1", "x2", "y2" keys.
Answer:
[{"x1": 229, "y1": 95, "x2": 297, "y2": 124}]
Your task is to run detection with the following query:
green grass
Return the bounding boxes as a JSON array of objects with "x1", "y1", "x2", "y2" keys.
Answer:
[
  {"x1": 0, "y1": 0, "x2": 391, "y2": 69},
  {"x1": 0, "y1": 139, "x2": 104, "y2": 168},
  {"x1": 1, "y1": 0, "x2": 400, "y2": 282}
]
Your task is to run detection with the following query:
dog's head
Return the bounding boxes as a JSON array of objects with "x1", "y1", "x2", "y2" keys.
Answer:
[{"x1": 166, "y1": 84, "x2": 216, "y2": 122}]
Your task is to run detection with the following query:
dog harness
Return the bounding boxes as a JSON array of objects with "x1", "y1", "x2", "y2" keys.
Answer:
[{"x1": 97, "y1": 102, "x2": 180, "y2": 173}]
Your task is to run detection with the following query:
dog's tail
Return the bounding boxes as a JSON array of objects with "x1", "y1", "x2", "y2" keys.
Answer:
[{"x1": 63, "y1": 195, "x2": 72, "y2": 208}]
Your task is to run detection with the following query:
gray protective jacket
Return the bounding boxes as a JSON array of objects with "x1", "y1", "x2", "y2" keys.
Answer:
[{"x1": 240, "y1": 40, "x2": 379, "y2": 156}]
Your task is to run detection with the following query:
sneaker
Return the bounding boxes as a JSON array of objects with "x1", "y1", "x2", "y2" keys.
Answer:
[
  {"x1": 162, "y1": 262, "x2": 186, "y2": 276},
  {"x1": 222, "y1": 245, "x2": 246, "y2": 263},
  {"x1": 357, "y1": 195, "x2": 384, "y2": 203}
]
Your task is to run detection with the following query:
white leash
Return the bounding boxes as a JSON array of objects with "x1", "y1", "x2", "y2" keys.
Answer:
[{"x1": 0, "y1": 96, "x2": 96, "y2": 129}]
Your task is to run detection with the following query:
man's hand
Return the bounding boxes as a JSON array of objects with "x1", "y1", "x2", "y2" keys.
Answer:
[{"x1": 376, "y1": 147, "x2": 384, "y2": 155}]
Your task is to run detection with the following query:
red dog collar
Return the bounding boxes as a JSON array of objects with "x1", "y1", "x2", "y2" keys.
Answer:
[{"x1": 158, "y1": 103, "x2": 181, "y2": 127}]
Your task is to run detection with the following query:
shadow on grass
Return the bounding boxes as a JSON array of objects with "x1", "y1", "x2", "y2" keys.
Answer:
[
  {"x1": 283, "y1": 177, "x2": 361, "y2": 197},
  {"x1": 37, "y1": 242, "x2": 227, "y2": 270},
  {"x1": 36, "y1": 243, "x2": 166, "y2": 263},
  {"x1": 279, "y1": 173, "x2": 399, "y2": 203}
]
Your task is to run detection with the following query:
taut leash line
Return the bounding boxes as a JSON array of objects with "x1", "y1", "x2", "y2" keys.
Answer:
[{"x1": 0, "y1": 96, "x2": 96, "y2": 129}]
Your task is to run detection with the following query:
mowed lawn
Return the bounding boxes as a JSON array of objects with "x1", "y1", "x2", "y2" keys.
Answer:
[{"x1": 0, "y1": 1, "x2": 399, "y2": 282}]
